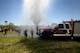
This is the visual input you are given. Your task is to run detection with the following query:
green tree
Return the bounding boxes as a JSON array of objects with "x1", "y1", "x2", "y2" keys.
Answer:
[{"x1": 5, "y1": 23, "x2": 16, "y2": 31}]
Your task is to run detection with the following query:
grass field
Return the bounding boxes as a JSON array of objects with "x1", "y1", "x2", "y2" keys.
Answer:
[
  {"x1": 0, "y1": 36, "x2": 80, "y2": 53},
  {"x1": 0, "y1": 31, "x2": 17, "y2": 34}
]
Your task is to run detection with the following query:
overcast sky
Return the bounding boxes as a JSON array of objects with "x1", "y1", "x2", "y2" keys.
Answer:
[{"x1": 0, "y1": 0, "x2": 80, "y2": 25}]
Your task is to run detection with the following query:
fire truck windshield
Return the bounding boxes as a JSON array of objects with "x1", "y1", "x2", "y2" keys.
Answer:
[{"x1": 51, "y1": 23, "x2": 58, "y2": 29}]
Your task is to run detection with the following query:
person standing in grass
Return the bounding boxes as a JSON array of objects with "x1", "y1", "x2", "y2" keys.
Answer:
[
  {"x1": 17, "y1": 29, "x2": 21, "y2": 36},
  {"x1": 15, "y1": 28, "x2": 21, "y2": 36},
  {"x1": 24, "y1": 29, "x2": 28, "y2": 38},
  {"x1": 31, "y1": 29, "x2": 34, "y2": 38},
  {"x1": 4, "y1": 28, "x2": 8, "y2": 35}
]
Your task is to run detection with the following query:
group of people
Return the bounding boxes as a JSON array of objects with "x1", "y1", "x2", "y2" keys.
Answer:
[
  {"x1": 1, "y1": 27, "x2": 34, "y2": 38},
  {"x1": 16, "y1": 28, "x2": 34, "y2": 38},
  {"x1": 24, "y1": 29, "x2": 34, "y2": 38},
  {"x1": 0, "y1": 28, "x2": 8, "y2": 35}
]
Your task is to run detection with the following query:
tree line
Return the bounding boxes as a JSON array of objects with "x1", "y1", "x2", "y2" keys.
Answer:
[{"x1": 0, "y1": 23, "x2": 18, "y2": 31}]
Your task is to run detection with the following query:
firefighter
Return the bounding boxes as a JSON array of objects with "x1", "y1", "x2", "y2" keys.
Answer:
[
  {"x1": 31, "y1": 29, "x2": 34, "y2": 38},
  {"x1": 4, "y1": 28, "x2": 8, "y2": 35},
  {"x1": 24, "y1": 29, "x2": 28, "y2": 38}
]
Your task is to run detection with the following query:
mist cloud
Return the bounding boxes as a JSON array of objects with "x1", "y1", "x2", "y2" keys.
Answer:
[{"x1": 22, "y1": 0, "x2": 55, "y2": 25}]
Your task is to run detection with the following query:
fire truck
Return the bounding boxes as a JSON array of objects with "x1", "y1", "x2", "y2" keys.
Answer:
[{"x1": 37, "y1": 20, "x2": 80, "y2": 39}]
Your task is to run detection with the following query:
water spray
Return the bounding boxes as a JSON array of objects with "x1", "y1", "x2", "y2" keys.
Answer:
[
  {"x1": 23, "y1": 0, "x2": 50, "y2": 35},
  {"x1": 31, "y1": 0, "x2": 42, "y2": 34}
]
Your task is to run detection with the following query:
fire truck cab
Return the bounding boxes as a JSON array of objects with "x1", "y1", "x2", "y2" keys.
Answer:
[
  {"x1": 53, "y1": 23, "x2": 72, "y2": 36},
  {"x1": 38, "y1": 23, "x2": 72, "y2": 38}
]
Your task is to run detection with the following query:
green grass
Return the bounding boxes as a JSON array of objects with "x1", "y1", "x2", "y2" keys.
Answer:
[
  {"x1": 0, "y1": 32, "x2": 3, "y2": 35},
  {"x1": 0, "y1": 37, "x2": 30, "y2": 53},
  {"x1": 7, "y1": 31, "x2": 17, "y2": 34},
  {"x1": 0, "y1": 31, "x2": 16, "y2": 34},
  {"x1": 0, "y1": 36, "x2": 80, "y2": 53},
  {"x1": 20, "y1": 38, "x2": 80, "y2": 53},
  {"x1": 0, "y1": 31, "x2": 17, "y2": 36}
]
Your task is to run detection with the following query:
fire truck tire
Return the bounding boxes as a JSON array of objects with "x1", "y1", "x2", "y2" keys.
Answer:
[{"x1": 42, "y1": 31, "x2": 52, "y2": 39}]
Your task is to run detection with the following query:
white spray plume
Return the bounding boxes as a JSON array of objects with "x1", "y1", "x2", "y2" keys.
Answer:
[
  {"x1": 23, "y1": 0, "x2": 50, "y2": 25},
  {"x1": 23, "y1": 0, "x2": 49, "y2": 12}
]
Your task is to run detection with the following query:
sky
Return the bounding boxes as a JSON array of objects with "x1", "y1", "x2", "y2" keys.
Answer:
[{"x1": 0, "y1": 0, "x2": 80, "y2": 25}]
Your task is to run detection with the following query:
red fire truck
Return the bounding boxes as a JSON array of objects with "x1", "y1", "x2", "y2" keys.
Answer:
[{"x1": 37, "y1": 20, "x2": 80, "y2": 39}]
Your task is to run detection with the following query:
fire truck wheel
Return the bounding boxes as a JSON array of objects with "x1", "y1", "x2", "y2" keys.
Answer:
[{"x1": 42, "y1": 31, "x2": 52, "y2": 39}]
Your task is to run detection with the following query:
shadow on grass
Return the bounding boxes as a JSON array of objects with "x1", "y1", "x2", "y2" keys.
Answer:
[{"x1": 17, "y1": 37, "x2": 80, "y2": 53}]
